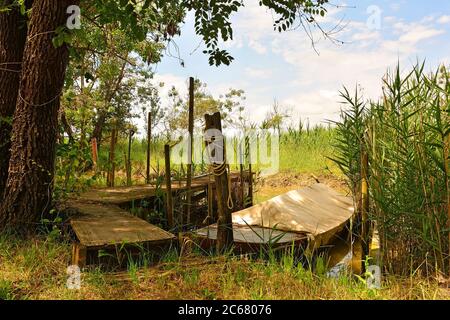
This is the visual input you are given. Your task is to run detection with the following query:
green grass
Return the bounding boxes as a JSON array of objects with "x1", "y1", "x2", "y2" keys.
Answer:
[
  {"x1": 0, "y1": 234, "x2": 448, "y2": 300},
  {"x1": 89, "y1": 125, "x2": 338, "y2": 188},
  {"x1": 279, "y1": 126, "x2": 337, "y2": 174}
]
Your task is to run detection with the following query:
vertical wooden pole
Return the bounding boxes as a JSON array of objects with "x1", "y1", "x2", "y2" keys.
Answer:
[
  {"x1": 186, "y1": 77, "x2": 195, "y2": 224},
  {"x1": 360, "y1": 143, "x2": 370, "y2": 273},
  {"x1": 91, "y1": 138, "x2": 98, "y2": 172},
  {"x1": 164, "y1": 144, "x2": 174, "y2": 229},
  {"x1": 146, "y1": 111, "x2": 152, "y2": 184},
  {"x1": 207, "y1": 181, "x2": 214, "y2": 222},
  {"x1": 204, "y1": 112, "x2": 234, "y2": 252},
  {"x1": 127, "y1": 129, "x2": 134, "y2": 186},
  {"x1": 246, "y1": 137, "x2": 254, "y2": 207},
  {"x1": 72, "y1": 243, "x2": 87, "y2": 268},
  {"x1": 107, "y1": 128, "x2": 117, "y2": 187},
  {"x1": 239, "y1": 142, "x2": 245, "y2": 209}
]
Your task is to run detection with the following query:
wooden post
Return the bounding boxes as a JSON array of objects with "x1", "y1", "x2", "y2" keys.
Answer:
[
  {"x1": 71, "y1": 243, "x2": 87, "y2": 268},
  {"x1": 239, "y1": 142, "x2": 245, "y2": 209},
  {"x1": 91, "y1": 138, "x2": 98, "y2": 171},
  {"x1": 246, "y1": 137, "x2": 254, "y2": 207},
  {"x1": 146, "y1": 111, "x2": 152, "y2": 184},
  {"x1": 124, "y1": 152, "x2": 130, "y2": 186},
  {"x1": 204, "y1": 112, "x2": 234, "y2": 252},
  {"x1": 247, "y1": 168, "x2": 254, "y2": 207},
  {"x1": 127, "y1": 129, "x2": 134, "y2": 186},
  {"x1": 164, "y1": 144, "x2": 174, "y2": 229},
  {"x1": 107, "y1": 128, "x2": 117, "y2": 187},
  {"x1": 360, "y1": 143, "x2": 370, "y2": 273},
  {"x1": 186, "y1": 77, "x2": 195, "y2": 224},
  {"x1": 207, "y1": 181, "x2": 215, "y2": 222}
]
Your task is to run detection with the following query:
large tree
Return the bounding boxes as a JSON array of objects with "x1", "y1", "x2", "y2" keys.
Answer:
[
  {"x1": 0, "y1": 0, "x2": 331, "y2": 232},
  {"x1": 0, "y1": 0, "x2": 29, "y2": 197},
  {"x1": 0, "y1": 0, "x2": 79, "y2": 230}
]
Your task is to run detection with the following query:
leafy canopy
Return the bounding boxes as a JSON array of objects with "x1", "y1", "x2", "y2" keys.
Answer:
[{"x1": 2, "y1": 0, "x2": 330, "y2": 66}]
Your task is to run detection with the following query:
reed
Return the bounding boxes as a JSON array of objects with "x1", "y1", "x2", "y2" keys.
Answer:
[{"x1": 331, "y1": 63, "x2": 450, "y2": 276}]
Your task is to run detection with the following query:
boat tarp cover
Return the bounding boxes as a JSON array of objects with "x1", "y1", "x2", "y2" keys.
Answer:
[{"x1": 232, "y1": 183, "x2": 354, "y2": 245}]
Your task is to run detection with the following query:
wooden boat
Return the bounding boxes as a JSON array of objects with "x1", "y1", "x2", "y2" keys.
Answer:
[{"x1": 195, "y1": 183, "x2": 354, "y2": 252}]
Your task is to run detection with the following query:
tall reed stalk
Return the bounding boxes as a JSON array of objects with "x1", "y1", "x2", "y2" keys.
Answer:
[{"x1": 332, "y1": 63, "x2": 450, "y2": 276}]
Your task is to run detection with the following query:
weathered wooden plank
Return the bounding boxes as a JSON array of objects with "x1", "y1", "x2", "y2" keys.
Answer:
[
  {"x1": 195, "y1": 224, "x2": 306, "y2": 245},
  {"x1": 230, "y1": 183, "x2": 354, "y2": 248},
  {"x1": 76, "y1": 173, "x2": 244, "y2": 205},
  {"x1": 68, "y1": 201, "x2": 175, "y2": 247},
  {"x1": 71, "y1": 243, "x2": 87, "y2": 267}
]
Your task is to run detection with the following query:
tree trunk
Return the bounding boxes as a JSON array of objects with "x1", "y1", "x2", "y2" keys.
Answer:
[
  {"x1": 204, "y1": 112, "x2": 234, "y2": 252},
  {"x1": 0, "y1": 0, "x2": 79, "y2": 232},
  {"x1": 92, "y1": 111, "x2": 106, "y2": 147},
  {"x1": 0, "y1": 0, "x2": 29, "y2": 198}
]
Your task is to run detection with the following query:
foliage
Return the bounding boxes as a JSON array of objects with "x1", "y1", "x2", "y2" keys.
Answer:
[
  {"x1": 1, "y1": 233, "x2": 448, "y2": 300},
  {"x1": 161, "y1": 78, "x2": 246, "y2": 136},
  {"x1": 331, "y1": 63, "x2": 450, "y2": 276}
]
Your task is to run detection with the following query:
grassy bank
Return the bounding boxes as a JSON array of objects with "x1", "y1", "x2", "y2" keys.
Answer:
[{"x1": 1, "y1": 234, "x2": 448, "y2": 300}]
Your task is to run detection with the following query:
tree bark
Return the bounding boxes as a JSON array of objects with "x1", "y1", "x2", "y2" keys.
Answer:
[
  {"x1": 204, "y1": 112, "x2": 234, "y2": 252},
  {"x1": 0, "y1": 0, "x2": 29, "y2": 198},
  {"x1": 0, "y1": 0, "x2": 79, "y2": 232}
]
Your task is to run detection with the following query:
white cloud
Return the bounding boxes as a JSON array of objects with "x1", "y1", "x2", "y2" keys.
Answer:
[
  {"x1": 259, "y1": 12, "x2": 448, "y2": 126},
  {"x1": 248, "y1": 39, "x2": 267, "y2": 54},
  {"x1": 160, "y1": 2, "x2": 450, "y2": 129},
  {"x1": 244, "y1": 67, "x2": 272, "y2": 78},
  {"x1": 398, "y1": 25, "x2": 445, "y2": 44},
  {"x1": 438, "y1": 15, "x2": 450, "y2": 24}
]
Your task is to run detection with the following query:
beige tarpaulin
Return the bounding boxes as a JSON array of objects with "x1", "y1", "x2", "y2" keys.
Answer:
[{"x1": 232, "y1": 183, "x2": 354, "y2": 246}]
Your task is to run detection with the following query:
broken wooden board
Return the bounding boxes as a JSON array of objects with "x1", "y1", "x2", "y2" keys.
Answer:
[
  {"x1": 194, "y1": 223, "x2": 307, "y2": 253},
  {"x1": 195, "y1": 223, "x2": 306, "y2": 245},
  {"x1": 231, "y1": 183, "x2": 354, "y2": 247},
  {"x1": 195, "y1": 184, "x2": 353, "y2": 250}
]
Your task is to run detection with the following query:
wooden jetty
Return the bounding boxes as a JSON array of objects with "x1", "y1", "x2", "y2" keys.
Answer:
[
  {"x1": 68, "y1": 171, "x2": 252, "y2": 267},
  {"x1": 77, "y1": 172, "x2": 247, "y2": 206}
]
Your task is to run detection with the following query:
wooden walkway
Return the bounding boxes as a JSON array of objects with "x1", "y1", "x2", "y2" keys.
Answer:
[
  {"x1": 77, "y1": 172, "x2": 244, "y2": 205},
  {"x1": 68, "y1": 172, "x2": 247, "y2": 267},
  {"x1": 68, "y1": 200, "x2": 175, "y2": 267}
]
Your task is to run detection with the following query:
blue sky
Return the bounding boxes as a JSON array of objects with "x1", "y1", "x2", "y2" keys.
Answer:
[{"x1": 148, "y1": 0, "x2": 450, "y2": 128}]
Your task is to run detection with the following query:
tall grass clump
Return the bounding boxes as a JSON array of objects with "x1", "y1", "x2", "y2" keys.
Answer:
[
  {"x1": 280, "y1": 123, "x2": 337, "y2": 174},
  {"x1": 332, "y1": 63, "x2": 450, "y2": 276}
]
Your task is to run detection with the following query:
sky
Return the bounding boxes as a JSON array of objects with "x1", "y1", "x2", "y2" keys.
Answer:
[{"x1": 146, "y1": 0, "x2": 450, "y2": 129}]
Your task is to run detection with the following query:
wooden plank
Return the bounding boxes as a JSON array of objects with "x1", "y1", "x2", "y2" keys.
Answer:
[
  {"x1": 196, "y1": 224, "x2": 306, "y2": 245},
  {"x1": 68, "y1": 201, "x2": 175, "y2": 247},
  {"x1": 75, "y1": 172, "x2": 243, "y2": 205},
  {"x1": 231, "y1": 184, "x2": 354, "y2": 248},
  {"x1": 71, "y1": 243, "x2": 87, "y2": 268}
]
